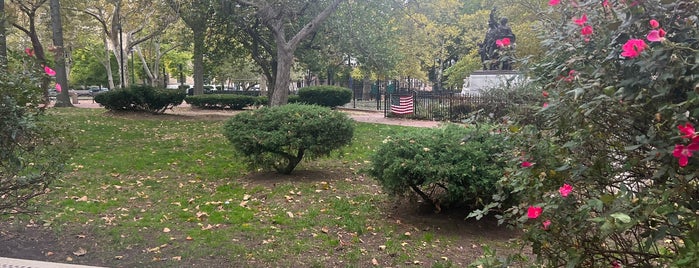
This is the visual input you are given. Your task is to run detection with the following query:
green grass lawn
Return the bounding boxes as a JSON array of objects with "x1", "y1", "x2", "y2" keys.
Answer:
[{"x1": 0, "y1": 108, "x2": 525, "y2": 267}]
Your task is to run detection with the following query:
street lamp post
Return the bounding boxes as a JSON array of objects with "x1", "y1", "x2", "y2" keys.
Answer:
[
  {"x1": 118, "y1": 24, "x2": 125, "y2": 88},
  {"x1": 130, "y1": 48, "x2": 134, "y2": 85}
]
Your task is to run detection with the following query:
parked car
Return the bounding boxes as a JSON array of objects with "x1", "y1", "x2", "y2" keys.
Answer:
[
  {"x1": 88, "y1": 86, "x2": 109, "y2": 96},
  {"x1": 71, "y1": 88, "x2": 92, "y2": 96}
]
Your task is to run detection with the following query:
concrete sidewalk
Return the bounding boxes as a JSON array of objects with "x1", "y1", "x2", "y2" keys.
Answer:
[{"x1": 0, "y1": 257, "x2": 104, "y2": 268}]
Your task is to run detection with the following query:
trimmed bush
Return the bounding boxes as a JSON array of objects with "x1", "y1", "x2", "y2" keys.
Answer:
[
  {"x1": 297, "y1": 86, "x2": 352, "y2": 107},
  {"x1": 287, "y1": 94, "x2": 300, "y2": 104},
  {"x1": 185, "y1": 94, "x2": 259, "y2": 110},
  {"x1": 254, "y1": 96, "x2": 268, "y2": 106},
  {"x1": 94, "y1": 85, "x2": 185, "y2": 114},
  {"x1": 223, "y1": 104, "x2": 354, "y2": 174},
  {"x1": 367, "y1": 125, "x2": 510, "y2": 210}
]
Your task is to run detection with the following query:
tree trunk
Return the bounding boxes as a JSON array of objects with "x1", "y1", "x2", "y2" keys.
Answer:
[
  {"x1": 136, "y1": 46, "x2": 156, "y2": 86},
  {"x1": 270, "y1": 45, "x2": 293, "y2": 106},
  {"x1": 278, "y1": 148, "x2": 304, "y2": 175},
  {"x1": 257, "y1": 0, "x2": 344, "y2": 106},
  {"x1": 103, "y1": 33, "x2": 115, "y2": 89},
  {"x1": 108, "y1": 10, "x2": 130, "y2": 89},
  {"x1": 192, "y1": 27, "x2": 205, "y2": 95},
  {"x1": 50, "y1": 0, "x2": 72, "y2": 107}
]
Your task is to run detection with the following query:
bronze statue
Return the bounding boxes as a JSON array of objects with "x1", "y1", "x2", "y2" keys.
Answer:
[{"x1": 479, "y1": 8, "x2": 516, "y2": 70}]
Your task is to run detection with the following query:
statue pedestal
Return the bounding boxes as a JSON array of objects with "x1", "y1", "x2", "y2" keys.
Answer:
[{"x1": 461, "y1": 70, "x2": 526, "y2": 95}]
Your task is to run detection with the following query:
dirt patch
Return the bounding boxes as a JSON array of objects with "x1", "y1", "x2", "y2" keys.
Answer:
[{"x1": 0, "y1": 225, "x2": 60, "y2": 261}]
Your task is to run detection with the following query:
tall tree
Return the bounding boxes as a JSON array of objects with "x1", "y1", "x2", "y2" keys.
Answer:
[
  {"x1": 81, "y1": 0, "x2": 176, "y2": 88},
  {"x1": 166, "y1": 0, "x2": 210, "y2": 95},
  {"x1": 49, "y1": 0, "x2": 72, "y2": 107},
  {"x1": 234, "y1": 0, "x2": 344, "y2": 106},
  {"x1": 308, "y1": 0, "x2": 403, "y2": 97}
]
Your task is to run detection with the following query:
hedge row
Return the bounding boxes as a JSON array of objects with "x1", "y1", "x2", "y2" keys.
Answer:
[
  {"x1": 297, "y1": 86, "x2": 352, "y2": 107},
  {"x1": 94, "y1": 85, "x2": 186, "y2": 114},
  {"x1": 185, "y1": 94, "x2": 267, "y2": 110}
]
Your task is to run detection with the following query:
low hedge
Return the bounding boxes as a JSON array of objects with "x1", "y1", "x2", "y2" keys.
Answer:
[
  {"x1": 94, "y1": 85, "x2": 186, "y2": 114},
  {"x1": 297, "y1": 86, "x2": 352, "y2": 107},
  {"x1": 185, "y1": 94, "x2": 264, "y2": 110}
]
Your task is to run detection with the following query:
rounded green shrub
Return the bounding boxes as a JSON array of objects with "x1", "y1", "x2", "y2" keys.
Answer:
[
  {"x1": 94, "y1": 85, "x2": 185, "y2": 114},
  {"x1": 367, "y1": 125, "x2": 511, "y2": 210},
  {"x1": 223, "y1": 104, "x2": 354, "y2": 174},
  {"x1": 297, "y1": 86, "x2": 352, "y2": 107}
]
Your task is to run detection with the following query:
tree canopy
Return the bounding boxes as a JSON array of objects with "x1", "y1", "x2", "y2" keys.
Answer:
[{"x1": 1, "y1": 0, "x2": 545, "y2": 103}]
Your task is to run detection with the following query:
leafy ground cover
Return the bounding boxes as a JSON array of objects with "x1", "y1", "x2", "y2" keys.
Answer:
[{"x1": 0, "y1": 108, "x2": 525, "y2": 267}]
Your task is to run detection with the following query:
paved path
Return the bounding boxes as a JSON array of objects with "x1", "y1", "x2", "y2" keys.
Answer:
[
  {"x1": 59, "y1": 100, "x2": 442, "y2": 128},
  {"x1": 0, "y1": 257, "x2": 104, "y2": 268}
]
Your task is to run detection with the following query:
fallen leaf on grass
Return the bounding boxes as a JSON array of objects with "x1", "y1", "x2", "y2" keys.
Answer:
[
  {"x1": 243, "y1": 194, "x2": 251, "y2": 201},
  {"x1": 76, "y1": 234, "x2": 86, "y2": 239},
  {"x1": 196, "y1": 211, "x2": 209, "y2": 220},
  {"x1": 186, "y1": 236, "x2": 193, "y2": 241},
  {"x1": 66, "y1": 256, "x2": 73, "y2": 262},
  {"x1": 76, "y1": 196, "x2": 88, "y2": 202},
  {"x1": 163, "y1": 228, "x2": 171, "y2": 233},
  {"x1": 73, "y1": 247, "x2": 87, "y2": 256},
  {"x1": 45, "y1": 252, "x2": 54, "y2": 256},
  {"x1": 321, "y1": 227, "x2": 329, "y2": 234},
  {"x1": 287, "y1": 212, "x2": 294, "y2": 218},
  {"x1": 371, "y1": 258, "x2": 379, "y2": 266},
  {"x1": 114, "y1": 256, "x2": 123, "y2": 260},
  {"x1": 172, "y1": 256, "x2": 182, "y2": 261}
]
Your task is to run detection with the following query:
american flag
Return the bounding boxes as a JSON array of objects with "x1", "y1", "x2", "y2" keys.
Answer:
[{"x1": 390, "y1": 95, "x2": 414, "y2": 115}]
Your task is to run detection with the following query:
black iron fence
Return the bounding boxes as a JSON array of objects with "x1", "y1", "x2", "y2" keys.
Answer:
[{"x1": 382, "y1": 91, "x2": 514, "y2": 122}]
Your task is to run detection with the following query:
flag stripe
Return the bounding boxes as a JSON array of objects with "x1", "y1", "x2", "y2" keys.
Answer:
[{"x1": 391, "y1": 96, "x2": 414, "y2": 115}]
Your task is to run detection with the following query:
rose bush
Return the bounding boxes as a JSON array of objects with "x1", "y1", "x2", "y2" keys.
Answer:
[{"x1": 472, "y1": 0, "x2": 699, "y2": 266}]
